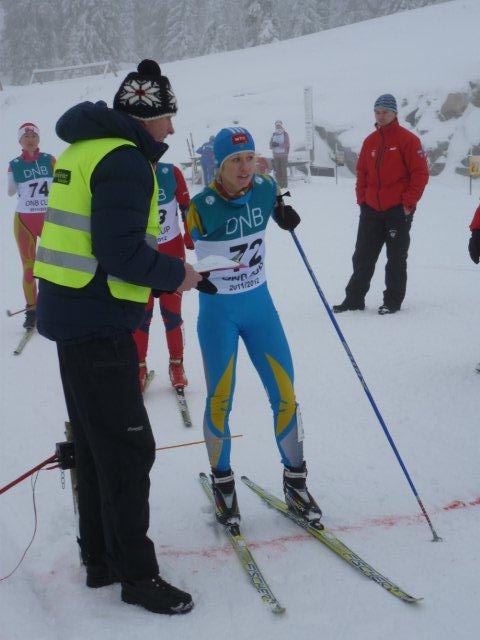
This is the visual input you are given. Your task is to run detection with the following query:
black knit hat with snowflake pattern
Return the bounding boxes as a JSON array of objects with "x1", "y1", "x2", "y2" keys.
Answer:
[{"x1": 113, "y1": 59, "x2": 178, "y2": 120}]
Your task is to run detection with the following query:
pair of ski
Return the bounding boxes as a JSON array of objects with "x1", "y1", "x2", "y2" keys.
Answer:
[
  {"x1": 199, "y1": 473, "x2": 421, "y2": 615},
  {"x1": 144, "y1": 369, "x2": 192, "y2": 427}
]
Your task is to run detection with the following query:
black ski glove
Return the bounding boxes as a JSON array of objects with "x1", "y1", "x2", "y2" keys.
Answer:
[
  {"x1": 152, "y1": 275, "x2": 217, "y2": 296},
  {"x1": 468, "y1": 229, "x2": 480, "y2": 264},
  {"x1": 196, "y1": 273, "x2": 218, "y2": 295},
  {"x1": 273, "y1": 204, "x2": 301, "y2": 231}
]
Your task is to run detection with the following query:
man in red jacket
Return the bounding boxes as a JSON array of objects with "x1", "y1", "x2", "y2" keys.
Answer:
[{"x1": 333, "y1": 94, "x2": 429, "y2": 315}]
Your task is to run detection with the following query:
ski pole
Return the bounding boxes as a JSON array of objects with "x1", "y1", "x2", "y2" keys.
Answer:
[
  {"x1": 6, "y1": 305, "x2": 33, "y2": 317},
  {"x1": 289, "y1": 229, "x2": 441, "y2": 542}
]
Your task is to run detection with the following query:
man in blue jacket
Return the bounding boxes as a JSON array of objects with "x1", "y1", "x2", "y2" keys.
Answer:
[{"x1": 35, "y1": 60, "x2": 200, "y2": 615}]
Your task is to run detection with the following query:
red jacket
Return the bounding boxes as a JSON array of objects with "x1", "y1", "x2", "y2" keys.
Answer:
[
  {"x1": 356, "y1": 119, "x2": 429, "y2": 212},
  {"x1": 469, "y1": 205, "x2": 480, "y2": 230}
]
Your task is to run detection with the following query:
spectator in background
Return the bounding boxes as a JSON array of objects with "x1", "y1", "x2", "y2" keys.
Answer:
[
  {"x1": 468, "y1": 200, "x2": 480, "y2": 372},
  {"x1": 333, "y1": 94, "x2": 429, "y2": 315},
  {"x1": 7, "y1": 123, "x2": 56, "y2": 330},
  {"x1": 269, "y1": 120, "x2": 290, "y2": 188},
  {"x1": 196, "y1": 135, "x2": 215, "y2": 185},
  {"x1": 468, "y1": 200, "x2": 480, "y2": 265}
]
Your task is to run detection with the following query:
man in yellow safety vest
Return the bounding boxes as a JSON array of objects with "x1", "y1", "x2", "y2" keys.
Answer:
[{"x1": 34, "y1": 60, "x2": 201, "y2": 615}]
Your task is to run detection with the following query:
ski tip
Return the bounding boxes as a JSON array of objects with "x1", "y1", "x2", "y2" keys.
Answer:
[
  {"x1": 240, "y1": 475, "x2": 249, "y2": 481},
  {"x1": 199, "y1": 472, "x2": 208, "y2": 479},
  {"x1": 405, "y1": 595, "x2": 423, "y2": 604},
  {"x1": 272, "y1": 605, "x2": 287, "y2": 615}
]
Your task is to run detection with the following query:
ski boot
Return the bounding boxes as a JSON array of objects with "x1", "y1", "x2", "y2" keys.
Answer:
[
  {"x1": 169, "y1": 358, "x2": 188, "y2": 389},
  {"x1": 211, "y1": 468, "x2": 241, "y2": 528},
  {"x1": 23, "y1": 308, "x2": 36, "y2": 330},
  {"x1": 283, "y1": 462, "x2": 322, "y2": 528}
]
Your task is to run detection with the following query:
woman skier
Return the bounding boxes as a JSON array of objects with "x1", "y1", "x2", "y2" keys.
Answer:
[
  {"x1": 187, "y1": 127, "x2": 321, "y2": 527},
  {"x1": 8, "y1": 123, "x2": 55, "y2": 329}
]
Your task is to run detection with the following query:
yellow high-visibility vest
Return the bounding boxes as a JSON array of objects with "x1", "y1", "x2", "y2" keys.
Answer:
[{"x1": 34, "y1": 137, "x2": 159, "y2": 303}]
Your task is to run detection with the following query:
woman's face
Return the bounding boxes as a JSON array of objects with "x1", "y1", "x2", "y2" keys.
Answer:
[
  {"x1": 20, "y1": 131, "x2": 39, "y2": 153},
  {"x1": 221, "y1": 151, "x2": 256, "y2": 192}
]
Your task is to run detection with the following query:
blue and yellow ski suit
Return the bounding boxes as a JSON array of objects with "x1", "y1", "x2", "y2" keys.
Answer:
[{"x1": 187, "y1": 174, "x2": 304, "y2": 471}]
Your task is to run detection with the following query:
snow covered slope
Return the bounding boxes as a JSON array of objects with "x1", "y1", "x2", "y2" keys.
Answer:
[{"x1": 1, "y1": 2, "x2": 479, "y2": 639}]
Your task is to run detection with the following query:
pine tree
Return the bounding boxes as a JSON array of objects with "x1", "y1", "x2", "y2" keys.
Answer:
[
  {"x1": 244, "y1": 0, "x2": 280, "y2": 48},
  {"x1": 133, "y1": 0, "x2": 168, "y2": 62},
  {"x1": 163, "y1": 0, "x2": 201, "y2": 61},
  {"x1": 61, "y1": 1, "x2": 126, "y2": 69},
  {"x1": 290, "y1": 0, "x2": 330, "y2": 38},
  {"x1": 0, "y1": 0, "x2": 61, "y2": 84}
]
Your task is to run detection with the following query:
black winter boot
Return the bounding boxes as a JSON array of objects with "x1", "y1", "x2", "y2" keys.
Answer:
[
  {"x1": 332, "y1": 300, "x2": 365, "y2": 313},
  {"x1": 86, "y1": 562, "x2": 120, "y2": 588},
  {"x1": 283, "y1": 462, "x2": 322, "y2": 528},
  {"x1": 211, "y1": 468, "x2": 240, "y2": 527},
  {"x1": 121, "y1": 575, "x2": 193, "y2": 614},
  {"x1": 378, "y1": 305, "x2": 399, "y2": 315}
]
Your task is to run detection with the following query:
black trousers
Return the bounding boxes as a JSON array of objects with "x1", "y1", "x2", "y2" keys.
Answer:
[
  {"x1": 57, "y1": 333, "x2": 159, "y2": 581},
  {"x1": 345, "y1": 204, "x2": 413, "y2": 310}
]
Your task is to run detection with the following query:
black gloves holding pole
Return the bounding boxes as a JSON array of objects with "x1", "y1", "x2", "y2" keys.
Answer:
[
  {"x1": 273, "y1": 191, "x2": 301, "y2": 231},
  {"x1": 468, "y1": 229, "x2": 480, "y2": 264}
]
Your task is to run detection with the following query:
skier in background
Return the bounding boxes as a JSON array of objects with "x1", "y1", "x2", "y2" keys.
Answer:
[
  {"x1": 134, "y1": 162, "x2": 194, "y2": 392},
  {"x1": 7, "y1": 123, "x2": 55, "y2": 329},
  {"x1": 269, "y1": 120, "x2": 290, "y2": 188},
  {"x1": 196, "y1": 135, "x2": 215, "y2": 185},
  {"x1": 333, "y1": 93, "x2": 429, "y2": 315},
  {"x1": 187, "y1": 126, "x2": 322, "y2": 528},
  {"x1": 467, "y1": 199, "x2": 480, "y2": 372}
]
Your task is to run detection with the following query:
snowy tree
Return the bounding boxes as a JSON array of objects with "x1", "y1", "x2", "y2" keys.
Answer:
[
  {"x1": 61, "y1": 1, "x2": 126, "y2": 70},
  {"x1": 244, "y1": 0, "x2": 280, "y2": 48},
  {"x1": 201, "y1": 16, "x2": 231, "y2": 56},
  {"x1": 290, "y1": 0, "x2": 330, "y2": 38},
  {"x1": 0, "y1": 0, "x2": 451, "y2": 85},
  {"x1": 163, "y1": 0, "x2": 201, "y2": 61},
  {"x1": 133, "y1": 0, "x2": 168, "y2": 62},
  {"x1": 0, "y1": 0, "x2": 61, "y2": 84},
  {"x1": 116, "y1": 0, "x2": 138, "y2": 63}
]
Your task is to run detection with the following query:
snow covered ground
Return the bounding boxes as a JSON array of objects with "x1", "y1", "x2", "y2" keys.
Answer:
[{"x1": 1, "y1": 2, "x2": 479, "y2": 639}]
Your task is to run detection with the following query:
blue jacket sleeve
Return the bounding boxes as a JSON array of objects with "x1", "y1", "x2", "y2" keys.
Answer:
[{"x1": 90, "y1": 146, "x2": 185, "y2": 292}]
